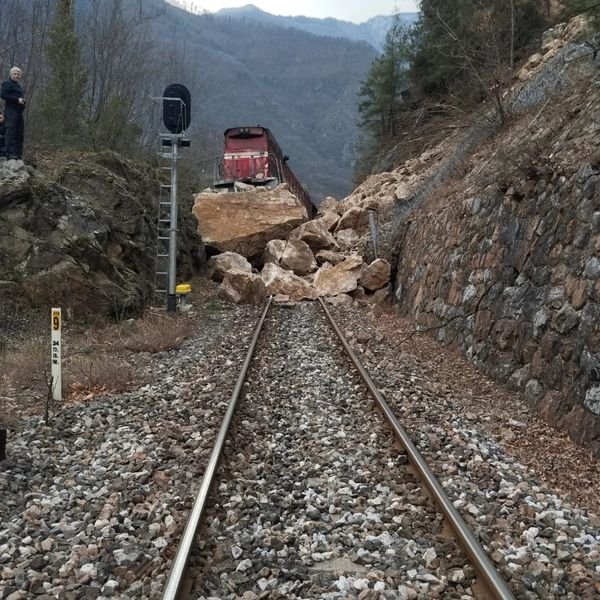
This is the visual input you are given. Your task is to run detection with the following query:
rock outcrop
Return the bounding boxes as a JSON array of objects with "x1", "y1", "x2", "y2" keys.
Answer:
[
  {"x1": 0, "y1": 153, "x2": 202, "y2": 315},
  {"x1": 0, "y1": 160, "x2": 30, "y2": 208},
  {"x1": 193, "y1": 185, "x2": 308, "y2": 259}
]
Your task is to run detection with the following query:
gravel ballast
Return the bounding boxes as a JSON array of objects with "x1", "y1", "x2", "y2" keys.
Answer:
[
  {"x1": 191, "y1": 303, "x2": 470, "y2": 599},
  {"x1": 0, "y1": 300, "x2": 599, "y2": 599},
  {"x1": 0, "y1": 304, "x2": 263, "y2": 599}
]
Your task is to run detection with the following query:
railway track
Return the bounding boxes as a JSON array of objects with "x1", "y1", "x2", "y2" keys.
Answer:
[{"x1": 161, "y1": 299, "x2": 515, "y2": 600}]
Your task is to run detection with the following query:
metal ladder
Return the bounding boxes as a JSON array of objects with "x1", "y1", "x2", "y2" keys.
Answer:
[{"x1": 154, "y1": 146, "x2": 175, "y2": 306}]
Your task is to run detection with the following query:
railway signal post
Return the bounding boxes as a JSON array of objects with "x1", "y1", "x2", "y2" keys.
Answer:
[{"x1": 155, "y1": 84, "x2": 191, "y2": 312}]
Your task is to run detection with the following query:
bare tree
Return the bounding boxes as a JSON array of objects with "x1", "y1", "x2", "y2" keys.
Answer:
[{"x1": 79, "y1": 0, "x2": 165, "y2": 152}]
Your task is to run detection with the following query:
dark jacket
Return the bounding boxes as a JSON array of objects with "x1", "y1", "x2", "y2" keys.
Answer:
[{"x1": 0, "y1": 78, "x2": 25, "y2": 111}]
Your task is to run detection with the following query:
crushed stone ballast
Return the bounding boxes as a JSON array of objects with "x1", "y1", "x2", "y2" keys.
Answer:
[
  {"x1": 166, "y1": 301, "x2": 514, "y2": 600},
  {"x1": 1, "y1": 301, "x2": 598, "y2": 599}
]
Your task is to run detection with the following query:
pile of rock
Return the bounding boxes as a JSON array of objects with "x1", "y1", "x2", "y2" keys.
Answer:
[
  {"x1": 204, "y1": 196, "x2": 392, "y2": 305},
  {"x1": 193, "y1": 127, "x2": 449, "y2": 306},
  {"x1": 517, "y1": 15, "x2": 589, "y2": 81}
]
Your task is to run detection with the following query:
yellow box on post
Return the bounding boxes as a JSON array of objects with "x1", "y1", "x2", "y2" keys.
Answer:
[{"x1": 176, "y1": 283, "x2": 192, "y2": 309}]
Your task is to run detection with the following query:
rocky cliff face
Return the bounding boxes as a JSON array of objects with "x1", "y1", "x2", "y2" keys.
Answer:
[
  {"x1": 0, "y1": 152, "x2": 202, "y2": 317},
  {"x1": 339, "y1": 21, "x2": 600, "y2": 456}
]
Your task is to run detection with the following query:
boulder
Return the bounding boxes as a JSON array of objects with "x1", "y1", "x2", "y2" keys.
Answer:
[
  {"x1": 193, "y1": 185, "x2": 307, "y2": 258},
  {"x1": 318, "y1": 196, "x2": 339, "y2": 214},
  {"x1": 208, "y1": 252, "x2": 252, "y2": 282},
  {"x1": 326, "y1": 294, "x2": 354, "y2": 306},
  {"x1": 273, "y1": 293, "x2": 292, "y2": 303},
  {"x1": 350, "y1": 286, "x2": 369, "y2": 306},
  {"x1": 313, "y1": 256, "x2": 364, "y2": 297},
  {"x1": 317, "y1": 210, "x2": 340, "y2": 232},
  {"x1": 0, "y1": 160, "x2": 30, "y2": 208},
  {"x1": 218, "y1": 270, "x2": 268, "y2": 304},
  {"x1": 359, "y1": 258, "x2": 391, "y2": 291},
  {"x1": 289, "y1": 219, "x2": 338, "y2": 252},
  {"x1": 261, "y1": 262, "x2": 315, "y2": 301},
  {"x1": 336, "y1": 206, "x2": 371, "y2": 235},
  {"x1": 263, "y1": 239, "x2": 317, "y2": 276},
  {"x1": 372, "y1": 284, "x2": 392, "y2": 305},
  {"x1": 315, "y1": 249, "x2": 347, "y2": 266},
  {"x1": 335, "y1": 228, "x2": 360, "y2": 251}
]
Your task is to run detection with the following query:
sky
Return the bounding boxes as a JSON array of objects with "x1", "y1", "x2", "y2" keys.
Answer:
[{"x1": 193, "y1": 1, "x2": 419, "y2": 23}]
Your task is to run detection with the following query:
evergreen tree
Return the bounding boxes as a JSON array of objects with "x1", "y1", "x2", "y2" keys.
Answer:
[
  {"x1": 353, "y1": 1, "x2": 547, "y2": 181},
  {"x1": 358, "y1": 23, "x2": 413, "y2": 141},
  {"x1": 355, "y1": 20, "x2": 414, "y2": 178},
  {"x1": 41, "y1": 0, "x2": 86, "y2": 145}
]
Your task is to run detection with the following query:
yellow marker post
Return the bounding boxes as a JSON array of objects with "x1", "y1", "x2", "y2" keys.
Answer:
[
  {"x1": 176, "y1": 283, "x2": 192, "y2": 309},
  {"x1": 51, "y1": 308, "x2": 62, "y2": 402}
]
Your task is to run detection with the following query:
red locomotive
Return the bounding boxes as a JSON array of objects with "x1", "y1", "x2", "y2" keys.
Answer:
[{"x1": 215, "y1": 126, "x2": 315, "y2": 216}]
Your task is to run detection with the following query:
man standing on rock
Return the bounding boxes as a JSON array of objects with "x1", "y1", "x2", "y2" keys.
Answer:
[{"x1": 0, "y1": 67, "x2": 26, "y2": 161}]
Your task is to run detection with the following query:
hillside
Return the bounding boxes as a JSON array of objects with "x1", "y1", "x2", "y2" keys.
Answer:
[{"x1": 42, "y1": 0, "x2": 380, "y2": 201}]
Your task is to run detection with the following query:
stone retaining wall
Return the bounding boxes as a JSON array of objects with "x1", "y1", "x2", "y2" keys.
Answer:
[{"x1": 394, "y1": 158, "x2": 600, "y2": 455}]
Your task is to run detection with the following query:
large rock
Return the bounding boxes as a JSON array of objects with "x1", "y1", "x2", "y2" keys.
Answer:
[
  {"x1": 263, "y1": 239, "x2": 317, "y2": 276},
  {"x1": 0, "y1": 160, "x2": 30, "y2": 208},
  {"x1": 317, "y1": 211, "x2": 340, "y2": 232},
  {"x1": 335, "y1": 228, "x2": 360, "y2": 251},
  {"x1": 336, "y1": 206, "x2": 371, "y2": 235},
  {"x1": 289, "y1": 219, "x2": 338, "y2": 252},
  {"x1": 261, "y1": 262, "x2": 315, "y2": 301},
  {"x1": 326, "y1": 294, "x2": 354, "y2": 306},
  {"x1": 318, "y1": 196, "x2": 339, "y2": 214},
  {"x1": 263, "y1": 239, "x2": 318, "y2": 275},
  {"x1": 208, "y1": 252, "x2": 252, "y2": 282},
  {"x1": 313, "y1": 256, "x2": 364, "y2": 297},
  {"x1": 193, "y1": 185, "x2": 308, "y2": 258},
  {"x1": 315, "y1": 249, "x2": 347, "y2": 266},
  {"x1": 218, "y1": 270, "x2": 268, "y2": 304},
  {"x1": 359, "y1": 258, "x2": 391, "y2": 291}
]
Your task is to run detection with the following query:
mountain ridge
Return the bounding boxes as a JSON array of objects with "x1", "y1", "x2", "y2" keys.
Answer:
[{"x1": 167, "y1": 1, "x2": 419, "y2": 50}]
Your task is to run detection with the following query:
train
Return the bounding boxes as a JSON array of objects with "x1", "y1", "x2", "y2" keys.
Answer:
[{"x1": 214, "y1": 126, "x2": 315, "y2": 217}]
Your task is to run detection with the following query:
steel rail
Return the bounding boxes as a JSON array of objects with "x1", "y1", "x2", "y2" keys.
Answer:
[
  {"x1": 162, "y1": 297, "x2": 273, "y2": 600},
  {"x1": 318, "y1": 298, "x2": 516, "y2": 600}
]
